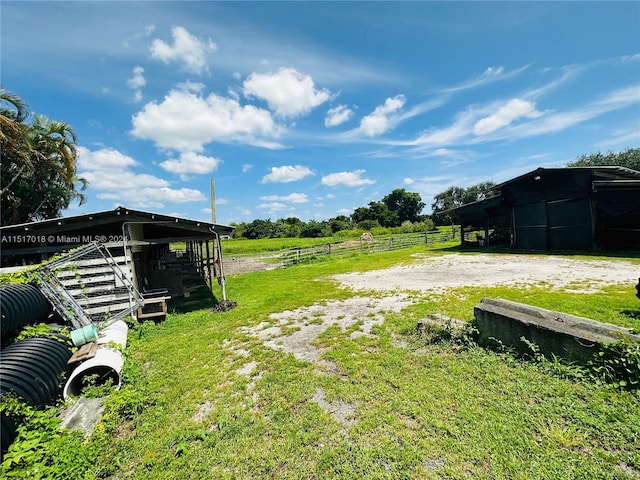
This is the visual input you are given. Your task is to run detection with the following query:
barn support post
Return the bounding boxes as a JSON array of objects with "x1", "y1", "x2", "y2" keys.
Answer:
[
  {"x1": 484, "y1": 218, "x2": 490, "y2": 247},
  {"x1": 208, "y1": 228, "x2": 227, "y2": 302},
  {"x1": 205, "y1": 240, "x2": 212, "y2": 288}
]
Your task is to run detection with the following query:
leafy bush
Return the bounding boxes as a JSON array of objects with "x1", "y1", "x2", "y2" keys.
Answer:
[
  {"x1": 0, "y1": 397, "x2": 99, "y2": 479},
  {"x1": 588, "y1": 339, "x2": 640, "y2": 390}
]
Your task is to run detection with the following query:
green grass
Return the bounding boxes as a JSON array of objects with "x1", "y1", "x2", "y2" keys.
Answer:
[
  {"x1": 220, "y1": 236, "x2": 340, "y2": 254},
  {"x1": 2, "y1": 246, "x2": 640, "y2": 479}
]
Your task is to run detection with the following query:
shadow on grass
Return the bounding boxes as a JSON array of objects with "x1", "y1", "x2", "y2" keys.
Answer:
[
  {"x1": 166, "y1": 280, "x2": 232, "y2": 314},
  {"x1": 622, "y1": 309, "x2": 640, "y2": 321}
]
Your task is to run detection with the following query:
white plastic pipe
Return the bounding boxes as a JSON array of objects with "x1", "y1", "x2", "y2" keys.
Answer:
[{"x1": 63, "y1": 320, "x2": 128, "y2": 399}]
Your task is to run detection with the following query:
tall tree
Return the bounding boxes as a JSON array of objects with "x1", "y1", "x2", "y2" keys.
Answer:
[
  {"x1": 381, "y1": 188, "x2": 425, "y2": 224},
  {"x1": 242, "y1": 218, "x2": 275, "y2": 239},
  {"x1": 1, "y1": 89, "x2": 87, "y2": 225},
  {"x1": 328, "y1": 215, "x2": 352, "y2": 233},
  {"x1": 351, "y1": 201, "x2": 397, "y2": 228},
  {"x1": 567, "y1": 148, "x2": 640, "y2": 171}
]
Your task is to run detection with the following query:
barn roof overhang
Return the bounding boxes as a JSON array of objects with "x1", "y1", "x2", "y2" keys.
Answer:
[
  {"x1": 592, "y1": 179, "x2": 640, "y2": 190},
  {"x1": 1, "y1": 207, "x2": 235, "y2": 258},
  {"x1": 493, "y1": 166, "x2": 640, "y2": 190},
  {"x1": 1, "y1": 206, "x2": 234, "y2": 238},
  {"x1": 444, "y1": 195, "x2": 505, "y2": 227}
]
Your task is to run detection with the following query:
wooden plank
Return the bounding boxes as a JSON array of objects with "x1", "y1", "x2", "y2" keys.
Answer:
[
  {"x1": 58, "y1": 268, "x2": 124, "y2": 280},
  {"x1": 137, "y1": 296, "x2": 170, "y2": 319},
  {"x1": 64, "y1": 284, "x2": 132, "y2": 297},
  {"x1": 68, "y1": 342, "x2": 98, "y2": 364},
  {"x1": 84, "y1": 301, "x2": 135, "y2": 315},
  {"x1": 53, "y1": 255, "x2": 128, "y2": 269},
  {"x1": 74, "y1": 293, "x2": 133, "y2": 305}
]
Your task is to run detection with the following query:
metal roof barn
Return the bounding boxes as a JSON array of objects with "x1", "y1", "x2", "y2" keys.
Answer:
[
  {"x1": 449, "y1": 167, "x2": 640, "y2": 251},
  {"x1": 0, "y1": 206, "x2": 235, "y2": 302}
]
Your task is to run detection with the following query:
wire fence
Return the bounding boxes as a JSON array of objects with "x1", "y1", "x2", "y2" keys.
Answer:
[{"x1": 220, "y1": 230, "x2": 457, "y2": 275}]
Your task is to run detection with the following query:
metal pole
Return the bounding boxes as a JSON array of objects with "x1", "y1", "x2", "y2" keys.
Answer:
[{"x1": 209, "y1": 228, "x2": 227, "y2": 302}]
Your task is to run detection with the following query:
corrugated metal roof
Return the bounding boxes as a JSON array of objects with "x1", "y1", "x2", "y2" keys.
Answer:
[
  {"x1": 494, "y1": 166, "x2": 640, "y2": 189},
  {"x1": 0, "y1": 206, "x2": 235, "y2": 236}
]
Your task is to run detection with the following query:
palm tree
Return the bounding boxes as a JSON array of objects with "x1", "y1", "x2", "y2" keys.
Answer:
[
  {"x1": 1, "y1": 89, "x2": 87, "y2": 225},
  {"x1": 24, "y1": 114, "x2": 88, "y2": 221},
  {"x1": 1, "y1": 89, "x2": 32, "y2": 196}
]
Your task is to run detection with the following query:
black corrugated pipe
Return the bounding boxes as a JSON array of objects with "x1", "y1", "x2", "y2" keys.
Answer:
[
  {"x1": 0, "y1": 334, "x2": 72, "y2": 455},
  {"x1": 1, "y1": 283, "x2": 51, "y2": 345}
]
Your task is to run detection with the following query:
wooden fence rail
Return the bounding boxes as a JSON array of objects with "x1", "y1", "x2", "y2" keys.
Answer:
[{"x1": 220, "y1": 230, "x2": 456, "y2": 274}]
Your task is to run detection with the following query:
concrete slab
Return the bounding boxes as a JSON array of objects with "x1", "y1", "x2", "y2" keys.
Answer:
[
  {"x1": 59, "y1": 397, "x2": 105, "y2": 435},
  {"x1": 474, "y1": 298, "x2": 640, "y2": 363}
]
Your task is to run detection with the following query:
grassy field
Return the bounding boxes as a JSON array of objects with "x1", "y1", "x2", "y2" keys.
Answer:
[{"x1": 2, "y1": 244, "x2": 640, "y2": 479}]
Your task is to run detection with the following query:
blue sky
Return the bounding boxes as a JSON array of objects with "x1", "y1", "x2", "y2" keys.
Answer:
[{"x1": 3, "y1": 1, "x2": 639, "y2": 226}]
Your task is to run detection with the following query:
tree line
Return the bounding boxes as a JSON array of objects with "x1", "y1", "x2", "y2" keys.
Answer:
[
  {"x1": 2, "y1": 89, "x2": 638, "y2": 232},
  {"x1": 232, "y1": 189, "x2": 435, "y2": 239}
]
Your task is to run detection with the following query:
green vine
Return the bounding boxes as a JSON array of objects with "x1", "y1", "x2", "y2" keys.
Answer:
[
  {"x1": 0, "y1": 397, "x2": 99, "y2": 479},
  {"x1": 587, "y1": 339, "x2": 640, "y2": 390}
]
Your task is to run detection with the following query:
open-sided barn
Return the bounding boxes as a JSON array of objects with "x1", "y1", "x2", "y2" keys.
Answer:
[
  {"x1": 450, "y1": 166, "x2": 640, "y2": 251},
  {"x1": 0, "y1": 206, "x2": 235, "y2": 299}
]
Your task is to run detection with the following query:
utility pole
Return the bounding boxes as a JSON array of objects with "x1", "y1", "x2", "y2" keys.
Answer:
[{"x1": 210, "y1": 178, "x2": 216, "y2": 224}]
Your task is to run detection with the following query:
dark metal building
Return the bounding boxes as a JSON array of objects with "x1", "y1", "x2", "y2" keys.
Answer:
[
  {"x1": 451, "y1": 167, "x2": 640, "y2": 251},
  {"x1": 0, "y1": 206, "x2": 235, "y2": 296}
]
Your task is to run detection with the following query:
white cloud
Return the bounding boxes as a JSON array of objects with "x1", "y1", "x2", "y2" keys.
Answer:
[
  {"x1": 150, "y1": 26, "x2": 216, "y2": 75},
  {"x1": 325, "y1": 193, "x2": 336, "y2": 199},
  {"x1": 131, "y1": 86, "x2": 283, "y2": 152},
  {"x1": 443, "y1": 64, "x2": 529, "y2": 93},
  {"x1": 359, "y1": 94, "x2": 406, "y2": 137},
  {"x1": 595, "y1": 128, "x2": 640, "y2": 150},
  {"x1": 257, "y1": 202, "x2": 293, "y2": 214},
  {"x1": 321, "y1": 169, "x2": 375, "y2": 187},
  {"x1": 403, "y1": 178, "x2": 415, "y2": 185},
  {"x1": 123, "y1": 25, "x2": 156, "y2": 48},
  {"x1": 242, "y1": 164, "x2": 253, "y2": 173},
  {"x1": 160, "y1": 151, "x2": 222, "y2": 174},
  {"x1": 620, "y1": 53, "x2": 640, "y2": 63},
  {"x1": 127, "y1": 66, "x2": 146, "y2": 102},
  {"x1": 410, "y1": 107, "x2": 478, "y2": 149},
  {"x1": 506, "y1": 84, "x2": 640, "y2": 139},
  {"x1": 325, "y1": 105, "x2": 354, "y2": 127},
  {"x1": 473, "y1": 98, "x2": 543, "y2": 135},
  {"x1": 243, "y1": 67, "x2": 332, "y2": 118},
  {"x1": 259, "y1": 193, "x2": 309, "y2": 203},
  {"x1": 76, "y1": 146, "x2": 205, "y2": 209},
  {"x1": 127, "y1": 66, "x2": 146, "y2": 89},
  {"x1": 261, "y1": 165, "x2": 315, "y2": 183}
]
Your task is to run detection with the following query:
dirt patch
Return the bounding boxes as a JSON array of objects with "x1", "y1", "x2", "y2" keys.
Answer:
[
  {"x1": 221, "y1": 256, "x2": 281, "y2": 275},
  {"x1": 311, "y1": 387, "x2": 357, "y2": 426},
  {"x1": 243, "y1": 295, "x2": 414, "y2": 363},
  {"x1": 333, "y1": 253, "x2": 639, "y2": 293}
]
